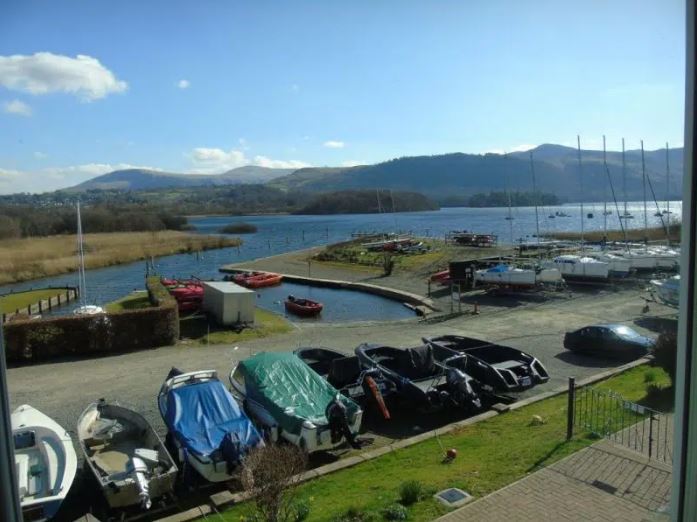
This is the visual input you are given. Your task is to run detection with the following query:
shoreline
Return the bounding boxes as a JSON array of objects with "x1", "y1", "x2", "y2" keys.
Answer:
[{"x1": 0, "y1": 231, "x2": 240, "y2": 286}]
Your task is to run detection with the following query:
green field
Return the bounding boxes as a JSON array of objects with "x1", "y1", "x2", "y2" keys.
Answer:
[
  {"x1": 0, "y1": 288, "x2": 67, "y2": 314},
  {"x1": 221, "y1": 365, "x2": 670, "y2": 522},
  {"x1": 179, "y1": 308, "x2": 293, "y2": 345},
  {"x1": 105, "y1": 291, "x2": 153, "y2": 313}
]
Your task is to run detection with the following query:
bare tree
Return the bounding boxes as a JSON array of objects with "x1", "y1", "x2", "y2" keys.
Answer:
[{"x1": 241, "y1": 444, "x2": 308, "y2": 522}]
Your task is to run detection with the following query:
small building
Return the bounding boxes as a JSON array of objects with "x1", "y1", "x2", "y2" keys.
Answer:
[{"x1": 202, "y1": 281, "x2": 255, "y2": 326}]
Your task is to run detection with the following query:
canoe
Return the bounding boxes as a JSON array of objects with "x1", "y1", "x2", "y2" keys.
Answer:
[
  {"x1": 12, "y1": 405, "x2": 77, "y2": 521},
  {"x1": 285, "y1": 295, "x2": 323, "y2": 316},
  {"x1": 78, "y1": 399, "x2": 177, "y2": 510}
]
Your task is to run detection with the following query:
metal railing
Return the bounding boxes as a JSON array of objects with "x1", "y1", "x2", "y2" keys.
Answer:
[{"x1": 568, "y1": 379, "x2": 673, "y2": 464}]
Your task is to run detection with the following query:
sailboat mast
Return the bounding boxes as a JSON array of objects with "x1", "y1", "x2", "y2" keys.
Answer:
[
  {"x1": 76, "y1": 201, "x2": 87, "y2": 307},
  {"x1": 622, "y1": 138, "x2": 627, "y2": 217},
  {"x1": 529, "y1": 151, "x2": 540, "y2": 246},
  {"x1": 602, "y1": 135, "x2": 608, "y2": 237},
  {"x1": 576, "y1": 135, "x2": 584, "y2": 247},
  {"x1": 641, "y1": 140, "x2": 648, "y2": 243},
  {"x1": 665, "y1": 142, "x2": 670, "y2": 242}
]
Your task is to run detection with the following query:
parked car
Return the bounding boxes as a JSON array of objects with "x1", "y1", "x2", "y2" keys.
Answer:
[{"x1": 563, "y1": 324, "x2": 655, "y2": 359}]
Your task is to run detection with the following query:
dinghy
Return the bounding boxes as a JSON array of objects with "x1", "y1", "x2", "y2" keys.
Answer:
[
  {"x1": 12, "y1": 405, "x2": 77, "y2": 521},
  {"x1": 285, "y1": 295, "x2": 323, "y2": 317},
  {"x1": 158, "y1": 369, "x2": 263, "y2": 482},
  {"x1": 78, "y1": 399, "x2": 177, "y2": 510}
]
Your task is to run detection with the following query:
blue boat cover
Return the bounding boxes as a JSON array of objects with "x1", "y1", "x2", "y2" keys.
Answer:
[
  {"x1": 488, "y1": 264, "x2": 510, "y2": 273},
  {"x1": 164, "y1": 379, "x2": 261, "y2": 457}
]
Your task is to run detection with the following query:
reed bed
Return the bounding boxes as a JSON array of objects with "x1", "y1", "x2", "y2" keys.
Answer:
[
  {"x1": 545, "y1": 223, "x2": 681, "y2": 243},
  {"x1": 0, "y1": 231, "x2": 240, "y2": 285}
]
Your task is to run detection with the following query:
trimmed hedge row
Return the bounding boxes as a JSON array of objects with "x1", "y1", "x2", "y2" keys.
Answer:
[{"x1": 3, "y1": 278, "x2": 179, "y2": 363}]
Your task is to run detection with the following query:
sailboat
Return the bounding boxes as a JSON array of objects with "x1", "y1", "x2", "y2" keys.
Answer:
[
  {"x1": 619, "y1": 139, "x2": 634, "y2": 220},
  {"x1": 74, "y1": 201, "x2": 105, "y2": 315}
]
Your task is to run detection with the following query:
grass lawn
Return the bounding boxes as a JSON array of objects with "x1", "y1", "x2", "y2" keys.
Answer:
[
  {"x1": 179, "y1": 308, "x2": 293, "y2": 345},
  {"x1": 221, "y1": 365, "x2": 670, "y2": 522},
  {"x1": 0, "y1": 288, "x2": 66, "y2": 314},
  {"x1": 105, "y1": 291, "x2": 153, "y2": 312}
]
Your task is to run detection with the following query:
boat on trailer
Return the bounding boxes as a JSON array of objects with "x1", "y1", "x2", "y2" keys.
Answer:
[
  {"x1": 423, "y1": 335, "x2": 550, "y2": 393},
  {"x1": 473, "y1": 264, "x2": 562, "y2": 289},
  {"x1": 158, "y1": 369, "x2": 263, "y2": 483},
  {"x1": 78, "y1": 399, "x2": 177, "y2": 510},
  {"x1": 230, "y1": 352, "x2": 363, "y2": 452},
  {"x1": 355, "y1": 343, "x2": 482, "y2": 412},
  {"x1": 541, "y1": 255, "x2": 610, "y2": 281},
  {"x1": 12, "y1": 405, "x2": 77, "y2": 521},
  {"x1": 650, "y1": 275, "x2": 680, "y2": 307},
  {"x1": 294, "y1": 347, "x2": 394, "y2": 418}
]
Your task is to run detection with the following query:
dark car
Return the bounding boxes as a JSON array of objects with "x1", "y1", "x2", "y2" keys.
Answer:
[{"x1": 563, "y1": 324, "x2": 655, "y2": 359}]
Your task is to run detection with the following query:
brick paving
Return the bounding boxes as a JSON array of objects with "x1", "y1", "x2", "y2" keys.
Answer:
[{"x1": 436, "y1": 439, "x2": 672, "y2": 522}]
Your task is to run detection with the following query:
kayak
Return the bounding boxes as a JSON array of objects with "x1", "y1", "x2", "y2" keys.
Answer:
[{"x1": 285, "y1": 295, "x2": 323, "y2": 317}]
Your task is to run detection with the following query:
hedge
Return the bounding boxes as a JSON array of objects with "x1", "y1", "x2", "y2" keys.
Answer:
[{"x1": 3, "y1": 277, "x2": 179, "y2": 363}]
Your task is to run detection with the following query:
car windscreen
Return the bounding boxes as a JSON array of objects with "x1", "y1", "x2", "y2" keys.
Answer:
[{"x1": 610, "y1": 326, "x2": 643, "y2": 340}]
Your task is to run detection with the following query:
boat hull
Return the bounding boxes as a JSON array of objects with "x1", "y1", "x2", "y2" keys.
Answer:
[{"x1": 12, "y1": 405, "x2": 77, "y2": 522}]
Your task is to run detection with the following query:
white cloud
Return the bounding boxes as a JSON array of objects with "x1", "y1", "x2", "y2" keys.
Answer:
[
  {"x1": 0, "y1": 52, "x2": 127, "y2": 101},
  {"x1": 0, "y1": 162, "x2": 157, "y2": 194},
  {"x1": 341, "y1": 160, "x2": 364, "y2": 167},
  {"x1": 189, "y1": 147, "x2": 310, "y2": 173},
  {"x1": 3, "y1": 99, "x2": 32, "y2": 116},
  {"x1": 177, "y1": 79, "x2": 190, "y2": 89},
  {"x1": 323, "y1": 140, "x2": 345, "y2": 149}
]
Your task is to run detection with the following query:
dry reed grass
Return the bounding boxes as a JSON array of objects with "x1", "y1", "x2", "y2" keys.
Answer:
[
  {"x1": 545, "y1": 223, "x2": 681, "y2": 243},
  {"x1": 0, "y1": 231, "x2": 239, "y2": 285}
]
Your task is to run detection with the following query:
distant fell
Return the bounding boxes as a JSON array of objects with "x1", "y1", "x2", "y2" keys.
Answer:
[{"x1": 68, "y1": 166, "x2": 295, "y2": 192}]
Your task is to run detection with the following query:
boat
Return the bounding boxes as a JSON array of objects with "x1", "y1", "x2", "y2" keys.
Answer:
[
  {"x1": 226, "y1": 271, "x2": 265, "y2": 285},
  {"x1": 429, "y1": 269, "x2": 451, "y2": 286},
  {"x1": 238, "y1": 272, "x2": 283, "y2": 289},
  {"x1": 650, "y1": 275, "x2": 680, "y2": 307},
  {"x1": 619, "y1": 213, "x2": 634, "y2": 220},
  {"x1": 78, "y1": 399, "x2": 177, "y2": 509},
  {"x1": 541, "y1": 255, "x2": 610, "y2": 281},
  {"x1": 355, "y1": 343, "x2": 482, "y2": 412},
  {"x1": 423, "y1": 335, "x2": 550, "y2": 392},
  {"x1": 12, "y1": 405, "x2": 77, "y2": 521},
  {"x1": 229, "y1": 352, "x2": 363, "y2": 452},
  {"x1": 586, "y1": 252, "x2": 632, "y2": 278},
  {"x1": 158, "y1": 369, "x2": 263, "y2": 482},
  {"x1": 474, "y1": 263, "x2": 563, "y2": 288},
  {"x1": 609, "y1": 248, "x2": 679, "y2": 271},
  {"x1": 74, "y1": 201, "x2": 105, "y2": 315},
  {"x1": 285, "y1": 295, "x2": 323, "y2": 317},
  {"x1": 294, "y1": 347, "x2": 394, "y2": 418}
]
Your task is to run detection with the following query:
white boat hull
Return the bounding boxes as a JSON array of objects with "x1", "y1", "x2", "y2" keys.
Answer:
[
  {"x1": 542, "y1": 256, "x2": 610, "y2": 281},
  {"x1": 474, "y1": 268, "x2": 537, "y2": 287},
  {"x1": 12, "y1": 405, "x2": 77, "y2": 521},
  {"x1": 650, "y1": 276, "x2": 680, "y2": 307}
]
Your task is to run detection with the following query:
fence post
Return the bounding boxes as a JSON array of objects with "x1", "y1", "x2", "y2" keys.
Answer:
[
  {"x1": 648, "y1": 412, "x2": 655, "y2": 459},
  {"x1": 566, "y1": 377, "x2": 576, "y2": 440}
]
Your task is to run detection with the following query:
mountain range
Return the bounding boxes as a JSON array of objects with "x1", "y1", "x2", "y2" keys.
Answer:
[{"x1": 65, "y1": 144, "x2": 683, "y2": 202}]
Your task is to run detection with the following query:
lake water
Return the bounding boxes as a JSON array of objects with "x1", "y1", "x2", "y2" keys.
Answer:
[{"x1": 0, "y1": 201, "x2": 680, "y2": 320}]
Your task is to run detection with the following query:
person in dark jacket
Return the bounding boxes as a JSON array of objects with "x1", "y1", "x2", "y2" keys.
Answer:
[{"x1": 325, "y1": 395, "x2": 361, "y2": 449}]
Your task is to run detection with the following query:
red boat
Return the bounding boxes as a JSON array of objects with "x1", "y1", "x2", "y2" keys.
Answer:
[
  {"x1": 227, "y1": 271, "x2": 265, "y2": 285},
  {"x1": 242, "y1": 272, "x2": 283, "y2": 289},
  {"x1": 284, "y1": 295, "x2": 323, "y2": 317}
]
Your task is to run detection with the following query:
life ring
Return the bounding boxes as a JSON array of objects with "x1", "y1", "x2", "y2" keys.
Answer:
[{"x1": 365, "y1": 375, "x2": 390, "y2": 420}]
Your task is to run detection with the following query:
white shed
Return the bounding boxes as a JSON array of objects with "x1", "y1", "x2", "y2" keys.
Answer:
[{"x1": 202, "y1": 281, "x2": 256, "y2": 326}]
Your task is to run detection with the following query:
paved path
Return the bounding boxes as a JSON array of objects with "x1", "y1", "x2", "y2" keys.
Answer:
[{"x1": 437, "y1": 439, "x2": 671, "y2": 522}]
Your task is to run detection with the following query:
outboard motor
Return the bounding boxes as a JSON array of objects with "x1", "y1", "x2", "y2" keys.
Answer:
[
  {"x1": 325, "y1": 396, "x2": 360, "y2": 449},
  {"x1": 128, "y1": 456, "x2": 152, "y2": 510},
  {"x1": 446, "y1": 368, "x2": 481, "y2": 410}
]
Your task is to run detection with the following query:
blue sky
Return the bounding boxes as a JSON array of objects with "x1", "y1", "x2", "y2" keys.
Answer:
[{"x1": 0, "y1": 0, "x2": 686, "y2": 193}]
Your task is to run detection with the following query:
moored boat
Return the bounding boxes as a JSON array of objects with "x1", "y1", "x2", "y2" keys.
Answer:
[
  {"x1": 285, "y1": 295, "x2": 323, "y2": 316},
  {"x1": 78, "y1": 399, "x2": 177, "y2": 509},
  {"x1": 236, "y1": 272, "x2": 283, "y2": 288},
  {"x1": 13, "y1": 405, "x2": 77, "y2": 521},
  {"x1": 158, "y1": 369, "x2": 262, "y2": 483}
]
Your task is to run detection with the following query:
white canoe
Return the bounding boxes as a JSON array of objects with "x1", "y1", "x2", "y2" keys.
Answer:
[{"x1": 12, "y1": 405, "x2": 77, "y2": 521}]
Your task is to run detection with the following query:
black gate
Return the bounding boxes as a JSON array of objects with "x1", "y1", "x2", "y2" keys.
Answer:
[{"x1": 569, "y1": 383, "x2": 673, "y2": 464}]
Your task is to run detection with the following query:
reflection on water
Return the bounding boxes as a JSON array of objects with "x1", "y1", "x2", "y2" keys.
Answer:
[{"x1": 0, "y1": 202, "x2": 681, "y2": 311}]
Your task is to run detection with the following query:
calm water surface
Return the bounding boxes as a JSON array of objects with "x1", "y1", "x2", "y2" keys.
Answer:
[{"x1": 0, "y1": 202, "x2": 680, "y2": 321}]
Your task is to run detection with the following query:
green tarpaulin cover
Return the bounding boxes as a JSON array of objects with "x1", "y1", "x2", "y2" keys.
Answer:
[{"x1": 239, "y1": 352, "x2": 360, "y2": 435}]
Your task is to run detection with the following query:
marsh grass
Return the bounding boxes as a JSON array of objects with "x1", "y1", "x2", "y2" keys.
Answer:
[{"x1": 0, "y1": 231, "x2": 240, "y2": 285}]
